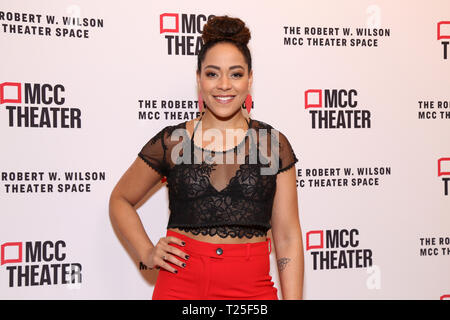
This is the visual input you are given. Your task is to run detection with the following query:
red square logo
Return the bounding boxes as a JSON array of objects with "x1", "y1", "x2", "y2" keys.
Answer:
[
  {"x1": 160, "y1": 13, "x2": 179, "y2": 34},
  {"x1": 1, "y1": 242, "x2": 23, "y2": 265},
  {"x1": 304, "y1": 89, "x2": 322, "y2": 109},
  {"x1": 306, "y1": 230, "x2": 324, "y2": 251},
  {"x1": 0, "y1": 82, "x2": 22, "y2": 104}
]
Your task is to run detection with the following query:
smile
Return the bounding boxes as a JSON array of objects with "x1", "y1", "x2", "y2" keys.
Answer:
[{"x1": 213, "y1": 95, "x2": 235, "y2": 104}]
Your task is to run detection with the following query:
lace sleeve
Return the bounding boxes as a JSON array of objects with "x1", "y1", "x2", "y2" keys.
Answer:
[
  {"x1": 138, "y1": 126, "x2": 169, "y2": 177},
  {"x1": 276, "y1": 131, "x2": 299, "y2": 174}
]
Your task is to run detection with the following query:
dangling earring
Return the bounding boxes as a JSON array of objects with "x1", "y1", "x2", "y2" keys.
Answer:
[
  {"x1": 244, "y1": 94, "x2": 252, "y2": 114},
  {"x1": 198, "y1": 92, "x2": 204, "y2": 113}
]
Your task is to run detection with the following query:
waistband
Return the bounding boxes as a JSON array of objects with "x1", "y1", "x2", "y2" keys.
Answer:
[{"x1": 166, "y1": 229, "x2": 272, "y2": 258}]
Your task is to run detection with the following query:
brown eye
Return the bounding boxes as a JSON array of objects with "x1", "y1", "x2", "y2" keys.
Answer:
[{"x1": 206, "y1": 72, "x2": 217, "y2": 77}]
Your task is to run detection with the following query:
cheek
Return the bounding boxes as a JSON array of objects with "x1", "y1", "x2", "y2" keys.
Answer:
[
  {"x1": 237, "y1": 76, "x2": 251, "y2": 88},
  {"x1": 199, "y1": 80, "x2": 214, "y2": 94},
  {"x1": 236, "y1": 81, "x2": 250, "y2": 94}
]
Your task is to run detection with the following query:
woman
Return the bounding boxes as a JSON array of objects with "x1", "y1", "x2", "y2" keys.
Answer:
[{"x1": 109, "y1": 15, "x2": 304, "y2": 300}]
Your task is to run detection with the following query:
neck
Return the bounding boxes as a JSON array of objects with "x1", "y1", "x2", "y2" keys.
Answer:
[{"x1": 200, "y1": 109, "x2": 249, "y2": 131}]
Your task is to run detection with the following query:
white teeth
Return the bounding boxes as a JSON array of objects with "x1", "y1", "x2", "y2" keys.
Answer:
[{"x1": 215, "y1": 96, "x2": 234, "y2": 101}]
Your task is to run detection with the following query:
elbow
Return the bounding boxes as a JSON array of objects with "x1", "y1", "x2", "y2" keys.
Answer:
[
  {"x1": 109, "y1": 188, "x2": 125, "y2": 221},
  {"x1": 109, "y1": 186, "x2": 137, "y2": 219},
  {"x1": 277, "y1": 234, "x2": 302, "y2": 250},
  {"x1": 272, "y1": 224, "x2": 303, "y2": 249},
  {"x1": 108, "y1": 192, "x2": 118, "y2": 221}
]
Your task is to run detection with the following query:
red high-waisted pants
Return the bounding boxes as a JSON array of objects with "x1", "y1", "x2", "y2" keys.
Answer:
[{"x1": 152, "y1": 229, "x2": 278, "y2": 300}]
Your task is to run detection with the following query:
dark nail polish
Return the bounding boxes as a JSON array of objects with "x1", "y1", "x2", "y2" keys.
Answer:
[
  {"x1": 182, "y1": 263, "x2": 186, "y2": 268},
  {"x1": 181, "y1": 241, "x2": 186, "y2": 246},
  {"x1": 174, "y1": 269, "x2": 178, "y2": 274},
  {"x1": 185, "y1": 255, "x2": 190, "y2": 259}
]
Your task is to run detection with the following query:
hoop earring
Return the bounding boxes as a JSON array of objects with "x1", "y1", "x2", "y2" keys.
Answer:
[
  {"x1": 198, "y1": 93, "x2": 204, "y2": 112},
  {"x1": 244, "y1": 94, "x2": 252, "y2": 114}
]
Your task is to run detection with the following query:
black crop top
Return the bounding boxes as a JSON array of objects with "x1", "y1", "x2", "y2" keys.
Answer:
[{"x1": 138, "y1": 117, "x2": 298, "y2": 239}]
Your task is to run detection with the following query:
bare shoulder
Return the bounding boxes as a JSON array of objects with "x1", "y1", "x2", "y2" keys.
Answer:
[{"x1": 183, "y1": 117, "x2": 203, "y2": 138}]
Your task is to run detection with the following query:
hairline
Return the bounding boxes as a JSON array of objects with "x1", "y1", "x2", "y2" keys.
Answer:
[{"x1": 197, "y1": 40, "x2": 252, "y2": 74}]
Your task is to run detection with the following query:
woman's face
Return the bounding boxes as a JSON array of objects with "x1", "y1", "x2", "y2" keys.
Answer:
[{"x1": 197, "y1": 42, "x2": 253, "y2": 120}]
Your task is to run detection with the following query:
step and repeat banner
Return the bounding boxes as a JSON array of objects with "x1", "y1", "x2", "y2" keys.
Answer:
[{"x1": 1, "y1": 0, "x2": 449, "y2": 300}]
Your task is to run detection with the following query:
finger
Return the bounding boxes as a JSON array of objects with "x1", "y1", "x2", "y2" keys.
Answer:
[
  {"x1": 158, "y1": 257, "x2": 178, "y2": 274},
  {"x1": 163, "y1": 249, "x2": 188, "y2": 268},
  {"x1": 150, "y1": 247, "x2": 167, "y2": 270},
  {"x1": 164, "y1": 243, "x2": 190, "y2": 262},
  {"x1": 165, "y1": 236, "x2": 186, "y2": 247},
  {"x1": 164, "y1": 253, "x2": 186, "y2": 269},
  {"x1": 164, "y1": 236, "x2": 190, "y2": 259}
]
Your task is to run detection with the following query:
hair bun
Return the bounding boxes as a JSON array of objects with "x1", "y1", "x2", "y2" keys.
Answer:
[{"x1": 202, "y1": 16, "x2": 251, "y2": 45}]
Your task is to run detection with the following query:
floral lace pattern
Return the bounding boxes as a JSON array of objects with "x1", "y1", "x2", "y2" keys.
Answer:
[
  {"x1": 138, "y1": 118, "x2": 299, "y2": 238},
  {"x1": 174, "y1": 225, "x2": 267, "y2": 239}
]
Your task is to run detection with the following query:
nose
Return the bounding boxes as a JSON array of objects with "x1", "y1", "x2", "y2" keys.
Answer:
[{"x1": 217, "y1": 76, "x2": 231, "y2": 90}]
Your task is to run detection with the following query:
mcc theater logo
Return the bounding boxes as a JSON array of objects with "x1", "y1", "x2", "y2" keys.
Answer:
[
  {"x1": 437, "y1": 21, "x2": 450, "y2": 60},
  {"x1": 1, "y1": 240, "x2": 82, "y2": 287},
  {"x1": 306, "y1": 228, "x2": 373, "y2": 270},
  {"x1": 438, "y1": 157, "x2": 450, "y2": 196},
  {"x1": 304, "y1": 89, "x2": 371, "y2": 129},
  {"x1": 0, "y1": 82, "x2": 82, "y2": 128},
  {"x1": 159, "y1": 13, "x2": 215, "y2": 55}
]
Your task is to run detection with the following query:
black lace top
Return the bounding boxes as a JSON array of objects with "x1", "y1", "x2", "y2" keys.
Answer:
[{"x1": 138, "y1": 118, "x2": 298, "y2": 239}]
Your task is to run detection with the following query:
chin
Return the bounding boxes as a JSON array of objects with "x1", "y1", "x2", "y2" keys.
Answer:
[{"x1": 207, "y1": 106, "x2": 242, "y2": 119}]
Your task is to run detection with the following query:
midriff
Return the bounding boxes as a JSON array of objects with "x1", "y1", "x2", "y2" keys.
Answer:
[{"x1": 168, "y1": 227, "x2": 267, "y2": 244}]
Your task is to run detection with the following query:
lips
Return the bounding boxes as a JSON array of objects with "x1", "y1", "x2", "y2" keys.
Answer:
[{"x1": 213, "y1": 95, "x2": 235, "y2": 104}]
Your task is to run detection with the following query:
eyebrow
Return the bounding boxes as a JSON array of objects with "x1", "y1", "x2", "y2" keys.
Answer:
[{"x1": 204, "y1": 65, "x2": 245, "y2": 71}]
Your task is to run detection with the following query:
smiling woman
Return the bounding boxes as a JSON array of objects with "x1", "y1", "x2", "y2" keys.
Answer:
[
  {"x1": 109, "y1": 15, "x2": 304, "y2": 300},
  {"x1": 195, "y1": 42, "x2": 252, "y2": 120}
]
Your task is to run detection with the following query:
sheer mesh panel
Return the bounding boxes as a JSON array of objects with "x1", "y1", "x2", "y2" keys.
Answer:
[{"x1": 138, "y1": 118, "x2": 298, "y2": 238}]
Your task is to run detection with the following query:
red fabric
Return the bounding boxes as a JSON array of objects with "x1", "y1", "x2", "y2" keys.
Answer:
[{"x1": 152, "y1": 230, "x2": 278, "y2": 300}]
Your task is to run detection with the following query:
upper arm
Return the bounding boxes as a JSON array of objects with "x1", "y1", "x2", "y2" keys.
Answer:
[
  {"x1": 271, "y1": 167, "x2": 300, "y2": 244},
  {"x1": 270, "y1": 130, "x2": 301, "y2": 243},
  {"x1": 110, "y1": 156, "x2": 164, "y2": 207},
  {"x1": 110, "y1": 126, "x2": 169, "y2": 206}
]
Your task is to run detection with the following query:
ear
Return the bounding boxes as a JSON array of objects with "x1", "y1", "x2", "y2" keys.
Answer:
[
  {"x1": 196, "y1": 70, "x2": 201, "y2": 88},
  {"x1": 248, "y1": 69, "x2": 253, "y2": 92}
]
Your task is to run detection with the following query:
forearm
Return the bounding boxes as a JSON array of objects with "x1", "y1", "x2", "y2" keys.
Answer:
[
  {"x1": 275, "y1": 237, "x2": 304, "y2": 300},
  {"x1": 109, "y1": 195, "x2": 154, "y2": 263}
]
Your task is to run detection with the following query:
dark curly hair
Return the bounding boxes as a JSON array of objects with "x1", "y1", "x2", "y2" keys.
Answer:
[{"x1": 197, "y1": 15, "x2": 252, "y2": 73}]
